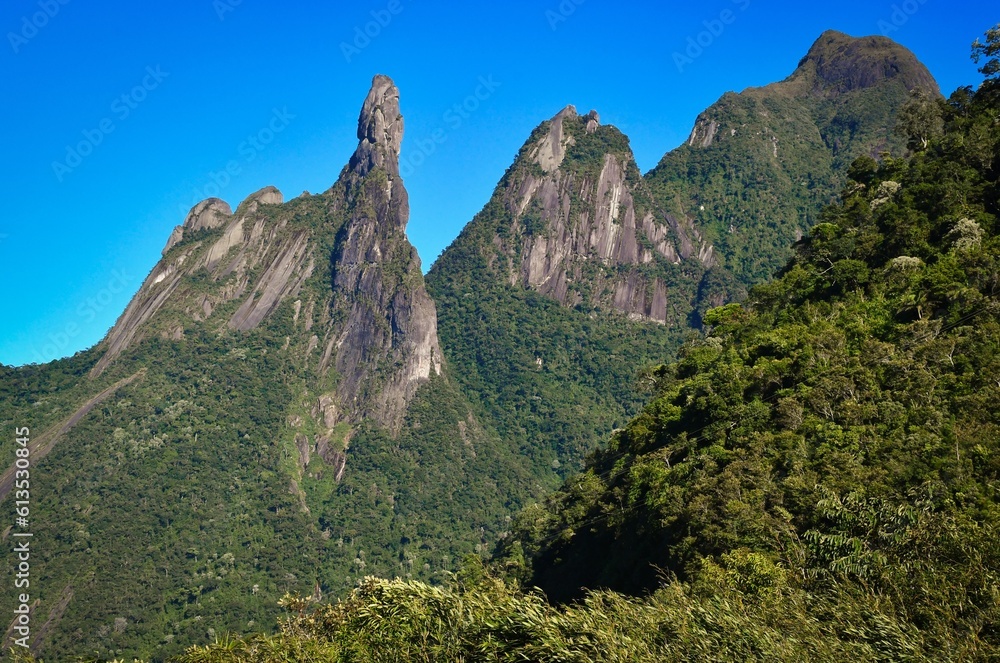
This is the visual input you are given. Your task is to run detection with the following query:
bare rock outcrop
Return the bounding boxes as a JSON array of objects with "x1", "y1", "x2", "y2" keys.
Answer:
[
  {"x1": 687, "y1": 117, "x2": 719, "y2": 148},
  {"x1": 91, "y1": 185, "x2": 306, "y2": 377},
  {"x1": 162, "y1": 225, "x2": 184, "y2": 255},
  {"x1": 184, "y1": 198, "x2": 233, "y2": 231},
  {"x1": 294, "y1": 434, "x2": 311, "y2": 471},
  {"x1": 530, "y1": 105, "x2": 576, "y2": 174},
  {"x1": 349, "y1": 74, "x2": 403, "y2": 178},
  {"x1": 93, "y1": 74, "x2": 444, "y2": 443},
  {"x1": 161, "y1": 198, "x2": 234, "y2": 256},
  {"x1": 228, "y1": 231, "x2": 313, "y2": 331},
  {"x1": 492, "y1": 107, "x2": 715, "y2": 323},
  {"x1": 323, "y1": 75, "x2": 444, "y2": 434},
  {"x1": 315, "y1": 436, "x2": 347, "y2": 483}
]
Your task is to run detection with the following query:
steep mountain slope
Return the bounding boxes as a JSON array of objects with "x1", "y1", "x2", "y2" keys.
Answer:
[
  {"x1": 427, "y1": 31, "x2": 929, "y2": 486},
  {"x1": 0, "y1": 29, "x2": 957, "y2": 662},
  {"x1": 426, "y1": 108, "x2": 728, "y2": 482},
  {"x1": 647, "y1": 30, "x2": 940, "y2": 287},
  {"x1": 498, "y1": 63, "x2": 1000, "y2": 651},
  {"x1": 467, "y1": 105, "x2": 717, "y2": 323},
  {"x1": 0, "y1": 76, "x2": 539, "y2": 661},
  {"x1": 90, "y1": 76, "x2": 441, "y2": 435},
  {"x1": 181, "y1": 31, "x2": 1000, "y2": 663}
]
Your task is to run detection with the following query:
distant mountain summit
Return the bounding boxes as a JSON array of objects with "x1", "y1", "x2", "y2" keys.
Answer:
[
  {"x1": 648, "y1": 30, "x2": 939, "y2": 286},
  {"x1": 497, "y1": 42, "x2": 1000, "y2": 659},
  {"x1": 426, "y1": 29, "x2": 935, "y2": 533},
  {"x1": 789, "y1": 29, "x2": 939, "y2": 96}
]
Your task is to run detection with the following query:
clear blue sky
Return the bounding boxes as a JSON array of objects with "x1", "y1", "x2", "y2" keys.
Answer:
[{"x1": 1, "y1": 0, "x2": 995, "y2": 366}]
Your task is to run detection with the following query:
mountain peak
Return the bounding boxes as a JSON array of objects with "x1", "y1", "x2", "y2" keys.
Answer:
[
  {"x1": 530, "y1": 106, "x2": 575, "y2": 174},
  {"x1": 350, "y1": 74, "x2": 403, "y2": 177},
  {"x1": 788, "y1": 30, "x2": 939, "y2": 95},
  {"x1": 650, "y1": 29, "x2": 939, "y2": 288},
  {"x1": 445, "y1": 98, "x2": 712, "y2": 324},
  {"x1": 183, "y1": 198, "x2": 232, "y2": 231},
  {"x1": 554, "y1": 104, "x2": 577, "y2": 119}
]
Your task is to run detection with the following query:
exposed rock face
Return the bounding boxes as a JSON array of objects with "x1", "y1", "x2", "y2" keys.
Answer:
[
  {"x1": 687, "y1": 118, "x2": 719, "y2": 148},
  {"x1": 91, "y1": 185, "x2": 309, "y2": 376},
  {"x1": 184, "y1": 198, "x2": 233, "y2": 231},
  {"x1": 162, "y1": 226, "x2": 184, "y2": 255},
  {"x1": 489, "y1": 108, "x2": 713, "y2": 323},
  {"x1": 531, "y1": 105, "x2": 575, "y2": 174},
  {"x1": 161, "y1": 198, "x2": 234, "y2": 256},
  {"x1": 349, "y1": 74, "x2": 403, "y2": 178},
  {"x1": 292, "y1": 430, "x2": 347, "y2": 483},
  {"x1": 790, "y1": 30, "x2": 940, "y2": 96},
  {"x1": 315, "y1": 435, "x2": 347, "y2": 482},
  {"x1": 323, "y1": 75, "x2": 443, "y2": 433},
  {"x1": 227, "y1": 228, "x2": 312, "y2": 332},
  {"x1": 90, "y1": 74, "x2": 444, "y2": 438},
  {"x1": 295, "y1": 434, "x2": 311, "y2": 471}
]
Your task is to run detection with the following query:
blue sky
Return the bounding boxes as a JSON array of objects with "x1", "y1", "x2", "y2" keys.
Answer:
[{"x1": 1, "y1": 0, "x2": 995, "y2": 366}]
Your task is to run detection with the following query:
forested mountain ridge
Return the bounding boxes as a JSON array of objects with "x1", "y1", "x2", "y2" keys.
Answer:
[
  {"x1": 174, "y1": 26, "x2": 1000, "y2": 662},
  {"x1": 425, "y1": 105, "x2": 718, "y2": 484},
  {"x1": 426, "y1": 29, "x2": 932, "y2": 493},
  {"x1": 0, "y1": 27, "x2": 968, "y2": 662},
  {"x1": 647, "y1": 29, "x2": 940, "y2": 287},
  {"x1": 496, "y1": 32, "x2": 1000, "y2": 648},
  {"x1": 0, "y1": 76, "x2": 541, "y2": 661}
]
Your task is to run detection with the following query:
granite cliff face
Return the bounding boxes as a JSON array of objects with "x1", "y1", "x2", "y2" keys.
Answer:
[
  {"x1": 478, "y1": 105, "x2": 714, "y2": 324},
  {"x1": 322, "y1": 75, "x2": 443, "y2": 433},
  {"x1": 91, "y1": 185, "x2": 309, "y2": 376},
  {"x1": 92, "y1": 75, "x2": 441, "y2": 436}
]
